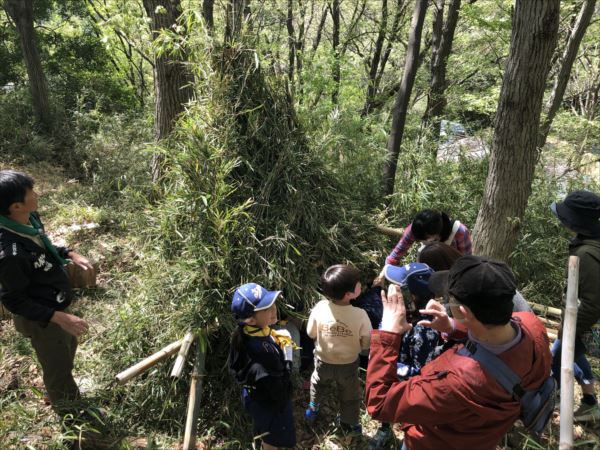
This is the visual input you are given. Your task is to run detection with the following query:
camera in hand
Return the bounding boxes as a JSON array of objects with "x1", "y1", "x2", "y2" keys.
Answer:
[{"x1": 400, "y1": 285, "x2": 419, "y2": 323}]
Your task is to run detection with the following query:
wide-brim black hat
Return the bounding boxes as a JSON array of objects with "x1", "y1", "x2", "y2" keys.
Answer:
[{"x1": 551, "y1": 190, "x2": 600, "y2": 237}]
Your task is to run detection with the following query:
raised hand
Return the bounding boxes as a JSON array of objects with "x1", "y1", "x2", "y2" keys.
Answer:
[
  {"x1": 380, "y1": 284, "x2": 412, "y2": 335},
  {"x1": 417, "y1": 299, "x2": 454, "y2": 334}
]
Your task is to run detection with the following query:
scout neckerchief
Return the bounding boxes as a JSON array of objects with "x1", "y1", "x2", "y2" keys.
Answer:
[
  {"x1": 243, "y1": 325, "x2": 300, "y2": 352},
  {"x1": 0, "y1": 213, "x2": 68, "y2": 266}
]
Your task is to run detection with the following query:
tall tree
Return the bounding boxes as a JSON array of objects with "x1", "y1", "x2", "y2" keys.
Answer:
[
  {"x1": 538, "y1": 0, "x2": 596, "y2": 148},
  {"x1": 331, "y1": 0, "x2": 340, "y2": 104},
  {"x1": 472, "y1": 0, "x2": 560, "y2": 260},
  {"x1": 422, "y1": 0, "x2": 462, "y2": 131},
  {"x1": 362, "y1": 0, "x2": 388, "y2": 116},
  {"x1": 382, "y1": 0, "x2": 428, "y2": 200},
  {"x1": 143, "y1": 0, "x2": 194, "y2": 184},
  {"x1": 3, "y1": 0, "x2": 51, "y2": 131},
  {"x1": 203, "y1": 0, "x2": 214, "y2": 33}
]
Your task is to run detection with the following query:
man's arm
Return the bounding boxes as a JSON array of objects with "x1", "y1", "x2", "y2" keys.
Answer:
[{"x1": 366, "y1": 329, "x2": 462, "y2": 425}]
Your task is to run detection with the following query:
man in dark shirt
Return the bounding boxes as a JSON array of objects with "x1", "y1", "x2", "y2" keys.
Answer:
[
  {"x1": 0, "y1": 170, "x2": 93, "y2": 416},
  {"x1": 551, "y1": 190, "x2": 600, "y2": 422}
]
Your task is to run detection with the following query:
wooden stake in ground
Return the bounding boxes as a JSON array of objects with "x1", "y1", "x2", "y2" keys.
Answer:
[
  {"x1": 183, "y1": 332, "x2": 207, "y2": 450},
  {"x1": 559, "y1": 255, "x2": 579, "y2": 450},
  {"x1": 171, "y1": 331, "x2": 195, "y2": 378},
  {"x1": 115, "y1": 339, "x2": 183, "y2": 385}
]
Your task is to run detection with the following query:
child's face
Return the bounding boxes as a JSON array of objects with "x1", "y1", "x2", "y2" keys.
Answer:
[{"x1": 248, "y1": 303, "x2": 278, "y2": 328}]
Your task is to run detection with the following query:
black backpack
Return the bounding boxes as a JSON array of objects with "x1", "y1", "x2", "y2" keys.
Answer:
[{"x1": 458, "y1": 340, "x2": 556, "y2": 434}]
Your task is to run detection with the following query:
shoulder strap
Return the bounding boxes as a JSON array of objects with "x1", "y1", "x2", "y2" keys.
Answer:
[
  {"x1": 458, "y1": 340, "x2": 524, "y2": 399},
  {"x1": 444, "y1": 220, "x2": 461, "y2": 245}
]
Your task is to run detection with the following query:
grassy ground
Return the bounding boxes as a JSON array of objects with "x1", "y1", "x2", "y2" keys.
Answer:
[{"x1": 1, "y1": 160, "x2": 600, "y2": 449}]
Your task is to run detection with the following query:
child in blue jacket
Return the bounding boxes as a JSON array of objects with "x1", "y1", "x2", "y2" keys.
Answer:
[{"x1": 228, "y1": 283, "x2": 297, "y2": 449}]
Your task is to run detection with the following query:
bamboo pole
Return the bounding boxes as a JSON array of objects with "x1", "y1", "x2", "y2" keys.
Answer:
[
  {"x1": 183, "y1": 332, "x2": 207, "y2": 450},
  {"x1": 375, "y1": 224, "x2": 404, "y2": 238},
  {"x1": 559, "y1": 255, "x2": 579, "y2": 450},
  {"x1": 530, "y1": 301, "x2": 563, "y2": 319},
  {"x1": 115, "y1": 339, "x2": 183, "y2": 385},
  {"x1": 171, "y1": 331, "x2": 196, "y2": 378}
]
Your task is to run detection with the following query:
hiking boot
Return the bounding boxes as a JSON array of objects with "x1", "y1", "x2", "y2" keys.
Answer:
[
  {"x1": 574, "y1": 403, "x2": 600, "y2": 422},
  {"x1": 369, "y1": 425, "x2": 393, "y2": 450}
]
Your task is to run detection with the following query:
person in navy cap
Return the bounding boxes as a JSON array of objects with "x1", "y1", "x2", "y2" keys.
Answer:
[
  {"x1": 550, "y1": 190, "x2": 600, "y2": 422},
  {"x1": 228, "y1": 283, "x2": 297, "y2": 449},
  {"x1": 369, "y1": 263, "x2": 443, "y2": 450}
]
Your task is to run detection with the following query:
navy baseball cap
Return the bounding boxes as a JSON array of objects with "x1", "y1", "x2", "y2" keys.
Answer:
[
  {"x1": 383, "y1": 263, "x2": 434, "y2": 300},
  {"x1": 231, "y1": 283, "x2": 281, "y2": 320}
]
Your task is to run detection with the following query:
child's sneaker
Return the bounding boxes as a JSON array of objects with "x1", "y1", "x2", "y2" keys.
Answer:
[{"x1": 304, "y1": 402, "x2": 319, "y2": 424}]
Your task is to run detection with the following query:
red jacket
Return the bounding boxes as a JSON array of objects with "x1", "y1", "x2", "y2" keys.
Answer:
[{"x1": 365, "y1": 312, "x2": 551, "y2": 450}]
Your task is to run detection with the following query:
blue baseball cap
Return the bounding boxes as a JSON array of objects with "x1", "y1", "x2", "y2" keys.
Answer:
[
  {"x1": 384, "y1": 263, "x2": 434, "y2": 300},
  {"x1": 231, "y1": 283, "x2": 282, "y2": 319}
]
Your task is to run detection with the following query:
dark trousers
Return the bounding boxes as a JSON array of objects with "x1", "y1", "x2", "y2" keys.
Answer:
[
  {"x1": 310, "y1": 357, "x2": 361, "y2": 425},
  {"x1": 13, "y1": 315, "x2": 80, "y2": 414},
  {"x1": 551, "y1": 334, "x2": 595, "y2": 386}
]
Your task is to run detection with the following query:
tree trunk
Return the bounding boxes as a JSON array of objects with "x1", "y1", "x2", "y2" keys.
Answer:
[
  {"x1": 203, "y1": 0, "x2": 214, "y2": 33},
  {"x1": 472, "y1": 0, "x2": 560, "y2": 261},
  {"x1": 311, "y1": 4, "x2": 328, "y2": 55},
  {"x1": 286, "y1": 0, "x2": 296, "y2": 89},
  {"x1": 538, "y1": 0, "x2": 596, "y2": 149},
  {"x1": 382, "y1": 0, "x2": 428, "y2": 200},
  {"x1": 143, "y1": 0, "x2": 194, "y2": 184},
  {"x1": 4, "y1": 0, "x2": 51, "y2": 131},
  {"x1": 422, "y1": 0, "x2": 461, "y2": 131},
  {"x1": 331, "y1": 0, "x2": 340, "y2": 105},
  {"x1": 225, "y1": 0, "x2": 246, "y2": 41},
  {"x1": 362, "y1": 0, "x2": 388, "y2": 117}
]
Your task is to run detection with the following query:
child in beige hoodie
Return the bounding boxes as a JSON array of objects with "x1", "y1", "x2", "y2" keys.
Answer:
[{"x1": 305, "y1": 264, "x2": 372, "y2": 434}]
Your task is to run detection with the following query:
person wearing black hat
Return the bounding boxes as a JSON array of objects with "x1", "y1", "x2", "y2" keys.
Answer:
[
  {"x1": 551, "y1": 190, "x2": 600, "y2": 422},
  {"x1": 365, "y1": 256, "x2": 551, "y2": 450}
]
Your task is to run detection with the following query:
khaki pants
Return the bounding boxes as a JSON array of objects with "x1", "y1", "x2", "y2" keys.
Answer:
[
  {"x1": 13, "y1": 315, "x2": 80, "y2": 415},
  {"x1": 310, "y1": 357, "x2": 361, "y2": 425}
]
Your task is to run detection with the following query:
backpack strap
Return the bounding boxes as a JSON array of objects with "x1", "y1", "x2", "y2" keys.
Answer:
[
  {"x1": 458, "y1": 340, "x2": 525, "y2": 399},
  {"x1": 444, "y1": 220, "x2": 461, "y2": 246}
]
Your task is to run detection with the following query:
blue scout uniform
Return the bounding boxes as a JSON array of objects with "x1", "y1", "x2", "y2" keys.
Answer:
[{"x1": 229, "y1": 325, "x2": 296, "y2": 448}]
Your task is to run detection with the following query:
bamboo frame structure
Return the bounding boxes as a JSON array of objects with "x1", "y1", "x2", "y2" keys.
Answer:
[
  {"x1": 183, "y1": 332, "x2": 207, "y2": 450},
  {"x1": 171, "y1": 331, "x2": 196, "y2": 378},
  {"x1": 375, "y1": 224, "x2": 404, "y2": 238},
  {"x1": 559, "y1": 255, "x2": 579, "y2": 450},
  {"x1": 115, "y1": 339, "x2": 183, "y2": 385}
]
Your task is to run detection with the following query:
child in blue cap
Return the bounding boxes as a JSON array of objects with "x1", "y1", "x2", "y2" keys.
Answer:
[
  {"x1": 228, "y1": 283, "x2": 297, "y2": 449},
  {"x1": 369, "y1": 263, "x2": 443, "y2": 450}
]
